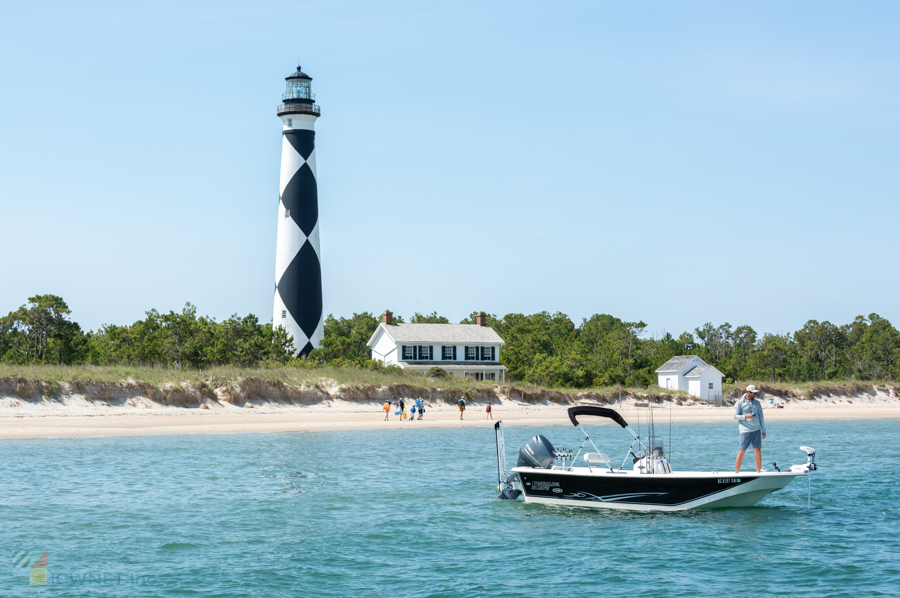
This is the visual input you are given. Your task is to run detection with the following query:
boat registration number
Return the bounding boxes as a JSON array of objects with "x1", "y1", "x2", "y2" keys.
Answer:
[
  {"x1": 531, "y1": 481, "x2": 560, "y2": 491},
  {"x1": 718, "y1": 478, "x2": 742, "y2": 483}
]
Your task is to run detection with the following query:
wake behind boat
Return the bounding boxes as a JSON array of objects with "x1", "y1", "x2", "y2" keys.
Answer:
[{"x1": 494, "y1": 406, "x2": 817, "y2": 512}]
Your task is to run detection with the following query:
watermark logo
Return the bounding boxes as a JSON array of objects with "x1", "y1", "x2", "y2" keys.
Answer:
[
  {"x1": 12, "y1": 550, "x2": 48, "y2": 585},
  {"x1": 11, "y1": 549, "x2": 157, "y2": 587}
]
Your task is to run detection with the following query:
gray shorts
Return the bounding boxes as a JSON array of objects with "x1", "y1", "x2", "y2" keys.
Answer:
[{"x1": 739, "y1": 430, "x2": 762, "y2": 450}]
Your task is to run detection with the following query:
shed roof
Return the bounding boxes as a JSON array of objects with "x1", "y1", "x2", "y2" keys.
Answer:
[
  {"x1": 683, "y1": 365, "x2": 712, "y2": 377},
  {"x1": 367, "y1": 323, "x2": 504, "y2": 346},
  {"x1": 655, "y1": 355, "x2": 706, "y2": 373}
]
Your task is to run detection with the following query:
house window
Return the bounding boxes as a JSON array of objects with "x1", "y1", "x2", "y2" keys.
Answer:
[
  {"x1": 481, "y1": 346, "x2": 494, "y2": 361},
  {"x1": 468, "y1": 372, "x2": 484, "y2": 381},
  {"x1": 465, "y1": 346, "x2": 477, "y2": 361},
  {"x1": 402, "y1": 346, "x2": 432, "y2": 360},
  {"x1": 281, "y1": 310, "x2": 286, "y2": 319},
  {"x1": 709, "y1": 383, "x2": 713, "y2": 389},
  {"x1": 485, "y1": 373, "x2": 495, "y2": 381},
  {"x1": 287, "y1": 118, "x2": 292, "y2": 126},
  {"x1": 442, "y1": 346, "x2": 456, "y2": 360},
  {"x1": 284, "y1": 208, "x2": 290, "y2": 219}
]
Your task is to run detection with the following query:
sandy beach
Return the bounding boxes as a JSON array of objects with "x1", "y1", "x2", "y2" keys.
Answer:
[{"x1": 1, "y1": 396, "x2": 898, "y2": 439}]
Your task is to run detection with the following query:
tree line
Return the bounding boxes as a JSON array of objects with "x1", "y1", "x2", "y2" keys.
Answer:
[
  {"x1": 2, "y1": 295, "x2": 898, "y2": 386},
  {"x1": 314, "y1": 310, "x2": 900, "y2": 386},
  {"x1": 0, "y1": 295, "x2": 293, "y2": 369}
]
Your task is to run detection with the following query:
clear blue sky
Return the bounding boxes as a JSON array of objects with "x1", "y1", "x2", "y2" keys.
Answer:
[{"x1": 1, "y1": 1, "x2": 898, "y2": 338}]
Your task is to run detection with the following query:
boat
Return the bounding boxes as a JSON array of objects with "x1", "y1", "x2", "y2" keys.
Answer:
[{"x1": 494, "y1": 406, "x2": 817, "y2": 511}]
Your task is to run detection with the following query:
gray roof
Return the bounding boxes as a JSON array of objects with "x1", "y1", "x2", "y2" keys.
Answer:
[
  {"x1": 373, "y1": 323, "x2": 504, "y2": 345},
  {"x1": 684, "y1": 365, "x2": 712, "y2": 377},
  {"x1": 655, "y1": 355, "x2": 705, "y2": 373},
  {"x1": 286, "y1": 66, "x2": 312, "y2": 80}
]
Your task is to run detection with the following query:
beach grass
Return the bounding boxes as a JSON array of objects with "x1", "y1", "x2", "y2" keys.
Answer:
[
  {"x1": 0, "y1": 364, "x2": 892, "y2": 400},
  {"x1": 0, "y1": 363, "x2": 684, "y2": 397}
]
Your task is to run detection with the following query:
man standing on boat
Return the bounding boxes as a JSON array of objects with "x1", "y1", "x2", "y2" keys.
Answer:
[{"x1": 734, "y1": 385, "x2": 766, "y2": 473}]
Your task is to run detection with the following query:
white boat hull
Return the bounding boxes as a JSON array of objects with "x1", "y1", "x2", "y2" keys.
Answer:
[{"x1": 513, "y1": 467, "x2": 805, "y2": 512}]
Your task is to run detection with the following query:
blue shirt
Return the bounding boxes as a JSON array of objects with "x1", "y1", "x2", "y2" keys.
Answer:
[{"x1": 734, "y1": 394, "x2": 766, "y2": 434}]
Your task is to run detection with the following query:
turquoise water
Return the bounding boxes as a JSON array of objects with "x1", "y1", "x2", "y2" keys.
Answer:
[{"x1": 2, "y1": 419, "x2": 899, "y2": 597}]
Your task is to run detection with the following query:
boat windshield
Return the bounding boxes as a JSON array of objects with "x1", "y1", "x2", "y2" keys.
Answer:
[{"x1": 650, "y1": 437, "x2": 666, "y2": 459}]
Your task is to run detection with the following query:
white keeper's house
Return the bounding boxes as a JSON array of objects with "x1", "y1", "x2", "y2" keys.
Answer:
[
  {"x1": 367, "y1": 312, "x2": 507, "y2": 382},
  {"x1": 655, "y1": 355, "x2": 724, "y2": 401}
]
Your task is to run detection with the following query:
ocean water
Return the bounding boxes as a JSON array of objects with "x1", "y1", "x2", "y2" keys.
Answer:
[{"x1": 2, "y1": 418, "x2": 898, "y2": 597}]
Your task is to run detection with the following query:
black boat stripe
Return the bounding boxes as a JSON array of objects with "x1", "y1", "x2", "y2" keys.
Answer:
[{"x1": 522, "y1": 475, "x2": 761, "y2": 507}]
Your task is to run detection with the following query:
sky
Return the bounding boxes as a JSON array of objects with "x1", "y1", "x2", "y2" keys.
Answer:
[{"x1": 1, "y1": 1, "x2": 898, "y2": 338}]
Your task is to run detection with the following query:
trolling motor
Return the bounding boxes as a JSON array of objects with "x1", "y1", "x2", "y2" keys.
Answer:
[
  {"x1": 788, "y1": 446, "x2": 818, "y2": 509},
  {"x1": 800, "y1": 446, "x2": 818, "y2": 471},
  {"x1": 790, "y1": 446, "x2": 818, "y2": 472}
]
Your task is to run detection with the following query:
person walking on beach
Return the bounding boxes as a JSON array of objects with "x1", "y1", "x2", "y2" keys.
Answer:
[
  {"x1": 415, "y1": 397, "x2": 424, "y2": 420},
  {"x1": 734, "y1": 384, "x2": 766, "y2": 473},
  {"x1": 382, "y1": 400, "x2": 391, "y2": 421},
  {"x1": 398, "y1": 398, "x2": 405, "y2": 421},
  {"x1": 486, "y1": 401, "x2": 492, "y2": 420},
  {"x1": 458, "y1": 397, "x2": 467, "y2": 420}
]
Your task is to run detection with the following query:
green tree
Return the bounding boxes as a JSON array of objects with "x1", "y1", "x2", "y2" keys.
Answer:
[
  {"x1": 853, "y1": 314, "x2": 900, "y2": 380},
  {"x1": 750, "y1": 334, "x2": 794, "y2": 381},
  {"x1": 317, "y1": 312, "x2": 382, "y2": 362},
  {"x1": 0, "y1": 295, "x2": 85, "y2": 364},
  {"x1": 410, "y1": 311, "x2": 449, "y2": 323}
]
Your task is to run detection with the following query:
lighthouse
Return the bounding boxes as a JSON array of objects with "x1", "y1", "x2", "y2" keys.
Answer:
[{"x1": 273, "y1": 66, "x2": 323, "y2": 356}]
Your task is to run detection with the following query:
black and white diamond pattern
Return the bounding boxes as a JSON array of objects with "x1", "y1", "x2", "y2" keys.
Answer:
[{"x1": 274, "y1": 128, "x2": 323, "y2": 356}]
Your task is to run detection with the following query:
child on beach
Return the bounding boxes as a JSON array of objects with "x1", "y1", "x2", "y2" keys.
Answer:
[
  {"x1": 486, "y1": 402, "x2": 492, "y2": 420},
  {"x1": 383, "y1": 400, "x2": 391, "y2": 421}
]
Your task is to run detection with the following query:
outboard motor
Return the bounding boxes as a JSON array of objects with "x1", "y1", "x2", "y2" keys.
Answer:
[{"x1": 518, "y1": 435, "x2": 556, "y2": 469}]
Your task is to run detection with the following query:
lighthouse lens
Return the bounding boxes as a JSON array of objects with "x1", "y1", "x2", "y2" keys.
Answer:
[{"x1": 286, "y1": 80, "x2": 312, "y2": 100}]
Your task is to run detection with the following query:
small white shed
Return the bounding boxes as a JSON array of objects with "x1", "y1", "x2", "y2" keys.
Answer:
[{"x1": 655, "y1": 355, "x2": 724, "y2": 402}]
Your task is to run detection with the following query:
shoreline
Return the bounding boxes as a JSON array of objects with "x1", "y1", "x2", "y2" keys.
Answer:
[{"x1": 2, "y1": 403, "x2": 898, "y2": 439}]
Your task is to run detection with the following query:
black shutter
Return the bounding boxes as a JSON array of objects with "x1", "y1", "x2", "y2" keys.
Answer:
[
  {"x1": 491, "y1": 346, "x2": 495, "y2": 361},
  {"x1": 453, "y1": 346, "x2": 457, "y2": 360}
]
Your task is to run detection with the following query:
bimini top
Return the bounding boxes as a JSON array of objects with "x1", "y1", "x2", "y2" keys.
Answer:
[{"x1": 567, "y1": 406, "x2": 629, "y2": 428}]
